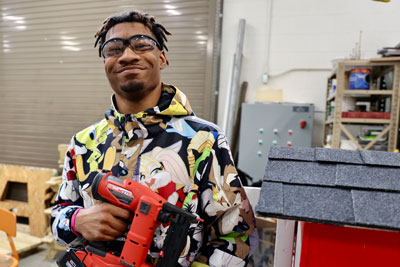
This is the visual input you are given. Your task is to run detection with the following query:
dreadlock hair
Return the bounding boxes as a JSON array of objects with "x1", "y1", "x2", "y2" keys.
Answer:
[{"x1": 94, "y1": 10, "x2": 171, "y2": 60}]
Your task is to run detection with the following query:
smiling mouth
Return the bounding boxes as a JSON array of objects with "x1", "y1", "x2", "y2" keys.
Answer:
[{"x1": 117, "y1": 66, "x2": 146, "y2": 73}]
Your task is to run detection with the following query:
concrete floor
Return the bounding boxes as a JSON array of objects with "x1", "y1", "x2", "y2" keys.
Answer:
[
  {"x1": 19, "y1": 244, "x2": 60, "y2": 267},
  {"x1": 17, "y1": 239, "x2": 271, "y2": 267}
]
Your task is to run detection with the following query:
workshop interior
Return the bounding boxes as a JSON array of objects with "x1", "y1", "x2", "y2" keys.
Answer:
[{"x1": 0, "y1": 0, "x2": 399, "y2": 266}]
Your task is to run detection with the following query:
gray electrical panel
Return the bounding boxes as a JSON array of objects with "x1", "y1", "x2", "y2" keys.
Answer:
[{"x1": 237, "y1": 103, "x2": 314, "y2": 181}]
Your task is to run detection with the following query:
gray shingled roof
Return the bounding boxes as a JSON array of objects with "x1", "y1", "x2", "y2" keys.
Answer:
[{"x1": 256, "y1": 147, "x2": 400, "y2": 231}]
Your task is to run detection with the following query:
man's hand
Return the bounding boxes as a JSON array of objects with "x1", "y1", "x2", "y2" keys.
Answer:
[{"x1": 74, "y1": 203, "x2": 131, "y2": 241}]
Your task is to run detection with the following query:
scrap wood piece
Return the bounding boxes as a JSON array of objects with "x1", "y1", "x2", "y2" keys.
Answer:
[
  {"x1": 0, "y1": 164, "x2": 56, "y2": 237},
  {"x1": 46, "y1": 176, "x2": 62, "y2": 188},
  {"x1": 58, "y1": 144, "x2": 69, "y2": 167},
  {"x1": 0, "y1": 231, "x2": 42, "y2": 255}
]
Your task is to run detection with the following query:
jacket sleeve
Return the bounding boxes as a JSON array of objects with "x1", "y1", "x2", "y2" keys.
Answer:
[
  {"x1": 196, "y1": 133, "x2": 256, "y2": 267},
  {"x1": 51, "y1": 137, "x2": 86, "y2": 247}
]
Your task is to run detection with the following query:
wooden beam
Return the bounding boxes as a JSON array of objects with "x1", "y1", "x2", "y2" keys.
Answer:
[
  {"x1": 274, "y1": 220, "x2": 296, "y2": 267},
  {"x1": 370, "y1": 57, "x2": 400, "y2": 63},
  {"x1": 332, "y1": 63, "x2": 346, "y2": 148},
  {"x1": 340, "y1": 124, "x2": 363, "y2": 150},
  {"x1": 389, "y1": 63, "x2": 400, "y2": 151},
  {"x1": 364, "y1": 125, "x2": 391, "y2": 150},
  {"x1": 341, "y1": 118, "x2": 391, "y2": 124}
]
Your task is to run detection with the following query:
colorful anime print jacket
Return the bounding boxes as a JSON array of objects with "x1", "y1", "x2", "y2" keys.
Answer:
[{"x1": 51, "y1": 84, "x2": 256, "y2": 267}]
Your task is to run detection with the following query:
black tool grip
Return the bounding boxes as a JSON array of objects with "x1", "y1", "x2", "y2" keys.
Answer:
[
  {"x1": 86, "y1": 243, "x2": 107, "y2": 258},
  {"x1": 156, "y1": 203, "x2": 198, "y2": 267}
]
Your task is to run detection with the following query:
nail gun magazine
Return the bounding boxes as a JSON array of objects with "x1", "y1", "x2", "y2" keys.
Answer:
[{"x1": 56, "y1": 172, "x2": 200, "y2": 267}]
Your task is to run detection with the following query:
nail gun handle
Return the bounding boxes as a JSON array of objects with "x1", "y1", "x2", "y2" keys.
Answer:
[
  {"x1": 120, "y1": 196, "x2": 164, "y2": 267},
  {"x1": 156, "y1": 203, "x2": 198, "y2": 267}
]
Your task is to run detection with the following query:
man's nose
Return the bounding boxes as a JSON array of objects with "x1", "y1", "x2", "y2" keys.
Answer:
[{"x1": 118, "y1": 45, "x2": 140, "y2": 62}]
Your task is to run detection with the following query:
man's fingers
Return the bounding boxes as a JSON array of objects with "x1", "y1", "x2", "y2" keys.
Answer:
[
  {"x1": 102, "y1": 224, "x2": 124, "y2": 238},
  {"x1": 108, "y1": 216, "x2": 129, "y2": 232},
  {"x1": 103, "y1": 203, "x2": 131, "y2": 220},
  {"x1": 97, "y1": 210, "x2": 129, "y2": 233},
  {"x1": 97, "y1": 205, "x2": 129, "y2": 233},
  {"x1": 91, "y1": 232, "x2": 118, "y2": 242},
  {"x1": 75, "y1": 203, "x2": 130, "y2": 242},
  {"x1": 87, "y1": 225, "x2": 123, "y2": 241}
]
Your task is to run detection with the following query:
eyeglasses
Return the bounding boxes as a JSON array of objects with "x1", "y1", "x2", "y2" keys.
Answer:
[{"x1": 101, "y1": 34, "x2": 162, "y2": 58}]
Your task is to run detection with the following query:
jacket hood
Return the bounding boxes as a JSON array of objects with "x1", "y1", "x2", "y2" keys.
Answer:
[{"x1": 105, "y1": 84, "x2": 194, "y2": 140}]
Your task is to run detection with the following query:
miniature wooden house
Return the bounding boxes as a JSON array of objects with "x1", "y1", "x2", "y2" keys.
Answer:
[{"x1": 257, "y1": 147, "x2": 400, "y2": 267}]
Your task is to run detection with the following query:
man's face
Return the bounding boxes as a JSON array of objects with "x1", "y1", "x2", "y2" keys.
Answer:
[{"x1": 103, "y1": 22, "x2": 167, "y2": 100}]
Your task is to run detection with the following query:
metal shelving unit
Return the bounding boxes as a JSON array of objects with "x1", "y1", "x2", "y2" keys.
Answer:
[{"x1": 323, "y1": 58, "x2": 400, "y2": 151}]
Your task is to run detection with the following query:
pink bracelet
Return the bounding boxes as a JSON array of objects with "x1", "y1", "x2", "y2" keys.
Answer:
[{"x1": 71, "y1": 208, "x2": 83, "y2": 237}]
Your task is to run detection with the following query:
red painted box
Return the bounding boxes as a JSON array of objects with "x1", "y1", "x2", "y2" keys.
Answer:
[
  {"x1": 342, "y1": 111, "x2": 390, "y2": 119},
  {"x1": 299, "y1": 222, "x2": 400, "y2": 267}
]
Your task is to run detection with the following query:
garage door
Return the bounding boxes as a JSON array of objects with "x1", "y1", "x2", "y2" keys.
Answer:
[{"x1": 0, "y1": 0, "x2": 221, "y2": 168}]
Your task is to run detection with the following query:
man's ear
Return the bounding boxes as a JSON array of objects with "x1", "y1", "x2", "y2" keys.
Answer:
[{"x1": 159, "y1": 50, "x2": 167, "y2": 70}]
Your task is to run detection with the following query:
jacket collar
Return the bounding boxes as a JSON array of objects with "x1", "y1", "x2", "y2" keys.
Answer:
[{"x1": 105, "y1": 84, "x2": 193, "y2": 140}]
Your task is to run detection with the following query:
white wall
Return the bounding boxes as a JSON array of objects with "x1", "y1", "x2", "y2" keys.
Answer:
[{"x1": 219, "y1": 0, "x2": 400, "y2": 147}]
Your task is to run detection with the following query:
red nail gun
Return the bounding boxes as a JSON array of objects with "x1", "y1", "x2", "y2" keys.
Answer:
[{"x1": 57, "y1": 172, "x2": 200, "y2": 267}]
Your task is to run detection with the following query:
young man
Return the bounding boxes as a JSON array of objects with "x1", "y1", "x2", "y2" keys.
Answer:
[{"x1": 51, "y1": 10, "x2": 255, "y2": 267}]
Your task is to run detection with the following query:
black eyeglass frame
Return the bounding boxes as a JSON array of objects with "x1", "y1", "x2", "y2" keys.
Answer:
[{"x1": 100, "y1": 34, "x2": 162, "y2": 58}]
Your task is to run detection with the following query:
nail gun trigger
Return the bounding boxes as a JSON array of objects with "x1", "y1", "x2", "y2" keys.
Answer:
[{"x1": 157, "y1": 210, "x2": 171, "y2": 223}]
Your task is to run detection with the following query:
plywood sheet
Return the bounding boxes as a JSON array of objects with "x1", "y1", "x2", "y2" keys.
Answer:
[
  {"x1": 0, "y1": 231, "x2": 42, "y2": 255},
  {"x1": 0, "y1": 164, "x2": 56, "y2": 237}
]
